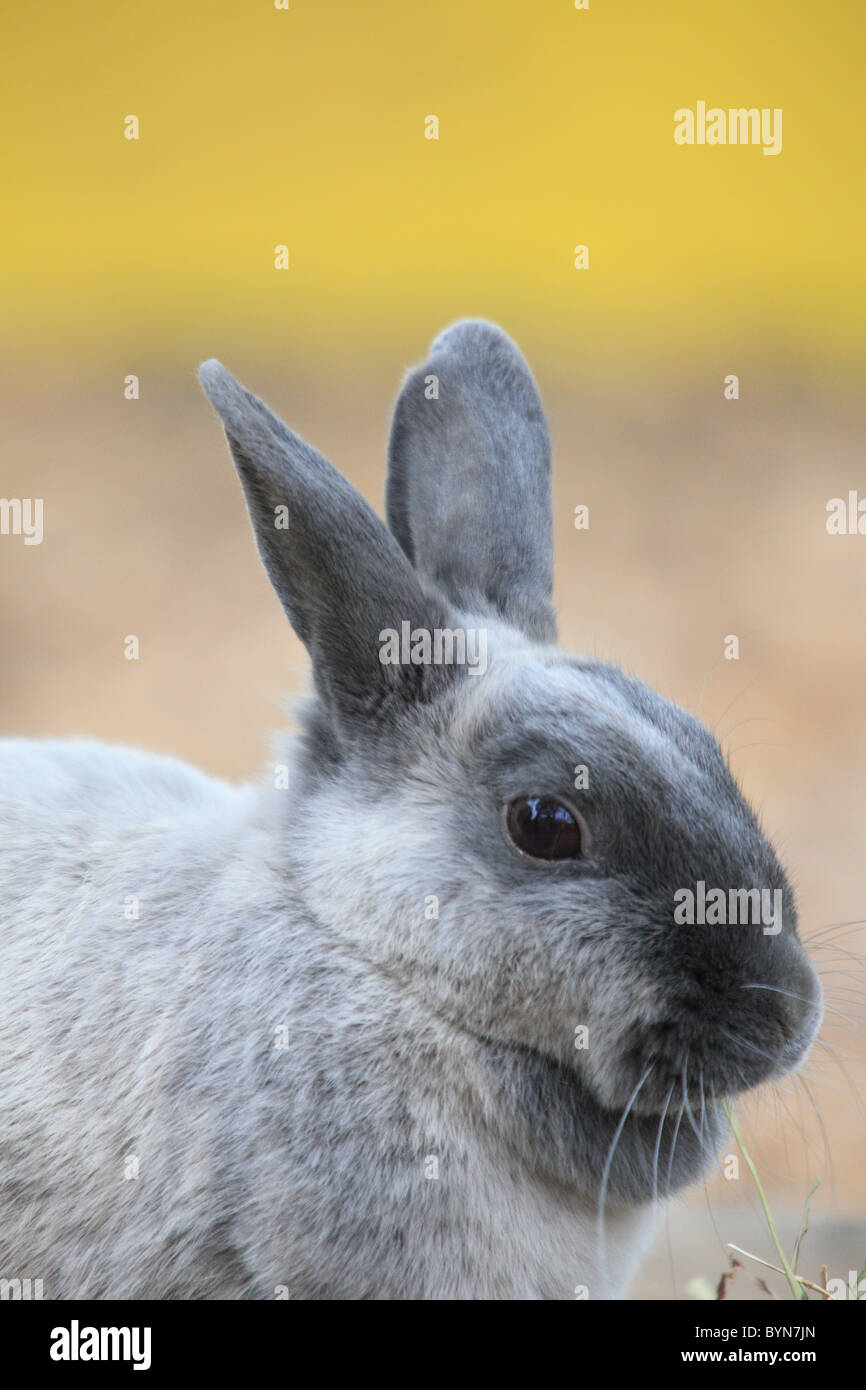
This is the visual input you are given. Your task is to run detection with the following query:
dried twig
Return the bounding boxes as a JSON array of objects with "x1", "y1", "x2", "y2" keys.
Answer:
[
  {"x1": 728, "y1": 1243, "x2": 837, "y2": 1299},
  {"x1": 754, "y1": 1276, "x2": 778, "y2": 1299},
  {"x1": 716, "y1": 1256, "x2": 742, "y2": 1300},
  {"x1": 792, "y1": 1179, "x2": 820, "y2": 1274}
]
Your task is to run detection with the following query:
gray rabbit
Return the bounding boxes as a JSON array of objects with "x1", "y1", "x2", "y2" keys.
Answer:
[{"x1": 0, "y1": 321, "x2": 821, "y2": 1299}]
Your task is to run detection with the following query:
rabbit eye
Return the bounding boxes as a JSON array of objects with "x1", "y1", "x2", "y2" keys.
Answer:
[{"x1": 504, "y1": 796, "x2": 582, "y2": 861}]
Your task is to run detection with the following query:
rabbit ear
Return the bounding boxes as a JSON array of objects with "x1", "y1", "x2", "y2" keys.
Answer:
[
  {"x1": 386, "y1": 320, "x2": 556, "y2": 642},
  {"x1": 199, "y1": 360, "x2": 450, "y2": 732}
]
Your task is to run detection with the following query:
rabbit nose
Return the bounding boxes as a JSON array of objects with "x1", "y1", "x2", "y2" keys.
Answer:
[
  {"x1": 606, "y1": 939, "x2": 823, "y2": 1109},
  {"x1": 740, "y1": 957, "x2": 824, "y2": 1069}
]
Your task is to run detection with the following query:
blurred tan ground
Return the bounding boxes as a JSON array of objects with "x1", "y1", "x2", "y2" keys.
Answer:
[{"x1": 2, "y1": 361, "x2": 864, "y2": 1298}]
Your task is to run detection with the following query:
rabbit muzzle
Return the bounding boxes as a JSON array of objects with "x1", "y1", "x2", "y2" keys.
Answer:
[{"x1": 581, "y1": 922, "x2": 823, "y2": 1118}]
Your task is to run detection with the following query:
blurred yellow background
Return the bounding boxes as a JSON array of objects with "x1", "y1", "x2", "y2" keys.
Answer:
[
  {"x1": 2, "y1": 0, "x2": 865, "y2": 1300},
  {"x1": 3, "y1": 0, "x2": 866, "y2": 373}
]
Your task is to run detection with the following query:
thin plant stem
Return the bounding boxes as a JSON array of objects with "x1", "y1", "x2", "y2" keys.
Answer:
[
  {"x1": 721, "y1": 1100, "x2": 807, "y2": 1300},
  {"x1": 727, "y1": 1245, "x2": 835, "y2": 1299}
]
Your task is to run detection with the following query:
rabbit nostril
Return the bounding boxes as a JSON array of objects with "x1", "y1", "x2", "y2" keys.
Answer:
[
  {"x1": 741, "y1": 979, "x2": 816, "y2": 1024},
  {"x1": 741, "y1": 976, "x2": 823, "y2": 1055}
]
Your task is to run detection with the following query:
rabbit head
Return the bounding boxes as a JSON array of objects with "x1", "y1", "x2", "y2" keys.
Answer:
[{"x1": 200, "y1": 321, "x2": 822, "y2": 1207}]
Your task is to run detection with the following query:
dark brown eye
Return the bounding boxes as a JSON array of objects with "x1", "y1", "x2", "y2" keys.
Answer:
[{"x1": 505, "y1": 796, "x2": 582, "y2": 861}]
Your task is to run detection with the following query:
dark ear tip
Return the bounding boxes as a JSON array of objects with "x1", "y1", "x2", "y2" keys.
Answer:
[{"x1": 429, "y1": 319, "x2": 518, "y2": 362}]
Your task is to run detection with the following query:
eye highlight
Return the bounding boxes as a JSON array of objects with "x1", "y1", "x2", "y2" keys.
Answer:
[{"x1": 504, "y1": 796, "x2": 583, "y2": 862}]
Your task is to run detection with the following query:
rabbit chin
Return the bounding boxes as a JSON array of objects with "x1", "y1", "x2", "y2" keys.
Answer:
[
  {"x1": 482, "y1": 1039, "x2": 726, "y2": 1206},
  {"x1": 480, "y1": 959, "x2": 824, "y2": 1206}
]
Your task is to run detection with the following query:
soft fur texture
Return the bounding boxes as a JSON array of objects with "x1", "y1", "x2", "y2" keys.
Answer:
[{"x1": 0, "y1": 321, "x2": 822, "y2": 1299}]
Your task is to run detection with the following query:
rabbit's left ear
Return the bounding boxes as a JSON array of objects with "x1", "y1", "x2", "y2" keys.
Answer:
[
  {"x1": 386, "y1": 320, "x2": 556, "y2": 642},
  {"x1": 199, "y1": 360, "x2": 452, "y2": 736}
]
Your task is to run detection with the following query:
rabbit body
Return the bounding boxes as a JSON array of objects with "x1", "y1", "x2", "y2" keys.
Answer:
[
  {"x1": 0, "y1": 322, "x2": 822, "y2": 1299},
  {"x1": 0, "y1": 737, "x2": 653, "y2": 1298}
]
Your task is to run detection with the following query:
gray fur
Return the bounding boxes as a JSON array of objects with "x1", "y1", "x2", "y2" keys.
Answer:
[
  {"x1": 387, "y1": 320, "x2": 556, "y2": 641},
  {"x1": 0, "y1": 323, "x2": 821, "y2": 1300},
  {"x1": 199, "y1": 359, "x2": 450, "y2": 735}
]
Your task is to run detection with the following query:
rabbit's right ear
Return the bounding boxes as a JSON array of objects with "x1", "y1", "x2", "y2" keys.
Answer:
[
  {"x1": 199, "y1": 361, "x2": 451, "y2": 736},
  {"x1": 387, "y1": 320, "x2": 556, "y2": 642}
]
